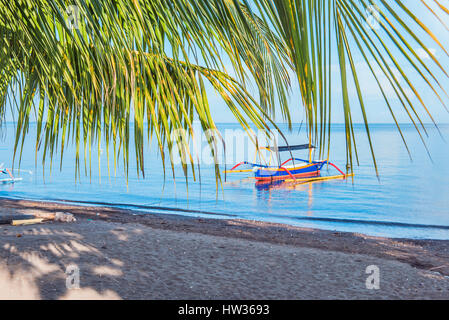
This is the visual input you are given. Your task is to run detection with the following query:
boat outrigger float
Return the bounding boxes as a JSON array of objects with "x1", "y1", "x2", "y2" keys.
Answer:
[
  {"x1": 225, "y1": 144, "x2": 351, "y2": 185},
  {"x1": 0, "y1": 168, "x2": 22, "y2": 184}
]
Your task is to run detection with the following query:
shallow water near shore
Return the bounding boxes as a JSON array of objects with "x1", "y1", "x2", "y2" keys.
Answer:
[{"x1": 1, "y1": 122, "x2": 449, "y2": 240}]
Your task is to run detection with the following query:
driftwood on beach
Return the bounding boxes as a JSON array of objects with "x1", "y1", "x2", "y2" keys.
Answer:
[
  {"x1": 0, "y1": 211, "x2": 76, "y2": 226},
  {"x1": 0, "y1": 215, "x2": 35, "y2": 225}
]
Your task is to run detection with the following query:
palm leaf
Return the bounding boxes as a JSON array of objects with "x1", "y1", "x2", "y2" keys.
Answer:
[
  {"x1": 0, "y1": 0, "x2": 291, "y2": 183},
  {"x1": 256, "y1": 0, "x2": 449, "y2": 174},
  {"x1": 1, "y1": 0, "x2": 448, "y2": 184}
]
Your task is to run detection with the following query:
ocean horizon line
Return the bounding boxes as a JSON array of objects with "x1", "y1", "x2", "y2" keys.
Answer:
[{"x1": 2, "y1": 121, "x2": 449, "y2": 126}]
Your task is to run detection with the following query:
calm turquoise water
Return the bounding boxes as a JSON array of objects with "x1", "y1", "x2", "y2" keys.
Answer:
[{"x1": 1, "y1": 122, "x2": 449, "y2": 240}]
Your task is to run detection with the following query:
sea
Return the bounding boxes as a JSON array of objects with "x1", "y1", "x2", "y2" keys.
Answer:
[{"x1": 1, "y1": 122, "x2": 449, "y2": 240}]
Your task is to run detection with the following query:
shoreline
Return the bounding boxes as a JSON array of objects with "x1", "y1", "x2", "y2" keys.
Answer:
[{"x1": 1, "y1": 197, "x2": 449, "y2": 299}]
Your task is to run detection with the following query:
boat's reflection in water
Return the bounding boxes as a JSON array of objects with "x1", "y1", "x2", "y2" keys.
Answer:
[
  {"x1": 225, "y1": 175, "x2": 340, "y2": 218},
  {"x1": 255, "y1": 178, "x2": 322, "y2": 191},
  {"x1": 255, "y1": 179, "x2": 292, "y2": 191},
  {"x1": 255, "y1": 179, "x2": 320, "y2": 217}
]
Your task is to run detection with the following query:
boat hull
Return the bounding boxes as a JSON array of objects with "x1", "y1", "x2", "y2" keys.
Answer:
[
  {"x1": 254, "y1": 162, "x2": 325, "y2": 181},
  {"x1": 0, "y1": 178, "x2": 22, "y2": 185}
]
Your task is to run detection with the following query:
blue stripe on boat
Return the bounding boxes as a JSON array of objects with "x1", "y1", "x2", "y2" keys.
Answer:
[{"x1": 254, "y1": 161, "x2": 326, "y2": 181}]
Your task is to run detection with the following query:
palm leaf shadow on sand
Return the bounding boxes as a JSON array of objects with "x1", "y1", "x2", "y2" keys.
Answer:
[{"x1": 1, "y1": 199, "x2": 449, "y2": 299}]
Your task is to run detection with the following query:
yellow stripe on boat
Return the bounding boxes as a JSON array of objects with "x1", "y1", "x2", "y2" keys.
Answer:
[
  {"x1": 283, "y1": 173, "x2": 354, "y2": 184},
  {"x1": 223, "y1": 169, "x2": 254, "y2": 173}
]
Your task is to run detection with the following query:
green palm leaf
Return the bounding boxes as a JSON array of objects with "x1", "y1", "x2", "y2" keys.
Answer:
[
  {"x1": 1, "y1": 0, "x2": 448, "y2": 184},
  {"x1": 256, "y1": 0, "x2": 449, "y2": 174},
  {"x1": 0, "y1": 0, "x2": 291, "y2": 183}
]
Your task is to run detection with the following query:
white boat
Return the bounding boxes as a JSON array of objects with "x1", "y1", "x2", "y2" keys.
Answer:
[{"x1": 0, "y1": 168, "x2": 22, "y2": 184}]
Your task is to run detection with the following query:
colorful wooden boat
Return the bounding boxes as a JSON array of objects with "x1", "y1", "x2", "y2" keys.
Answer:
[{"x1": 225, "y1": 144, "x2": 348, "y2": 185}]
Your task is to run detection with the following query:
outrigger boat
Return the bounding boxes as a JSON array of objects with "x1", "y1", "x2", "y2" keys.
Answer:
[
  {"x1": 0, "y1": 167, "x2": 22, "y2": 184},
  {"x1": 225, "y1": 144, "x2": 351, "y2": 186}
]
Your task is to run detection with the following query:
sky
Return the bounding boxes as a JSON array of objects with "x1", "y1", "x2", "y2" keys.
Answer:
[{"x1": 4, "y1": 1, "x2": 449, "y2": 125}]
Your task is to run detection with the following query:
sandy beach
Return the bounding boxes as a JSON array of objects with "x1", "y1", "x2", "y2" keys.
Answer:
[{"x1": 0, "y1": 197, "x2": 449, "y2": 300}]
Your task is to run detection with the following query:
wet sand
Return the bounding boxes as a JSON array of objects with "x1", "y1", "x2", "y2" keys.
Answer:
[{"x1": 0, "y1": 198, "x2": 449, "y2": 299}]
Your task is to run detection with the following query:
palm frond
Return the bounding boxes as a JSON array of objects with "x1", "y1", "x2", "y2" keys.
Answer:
[
  {"x1": 1, "y1": 0, "x2": 448, "y2": 183},
  {"x1": 0, "y1": 0, "x2": 292, "y2": 183},
  {"x1": 256, "y1": 0, "x2": 449, "y2": 174}
]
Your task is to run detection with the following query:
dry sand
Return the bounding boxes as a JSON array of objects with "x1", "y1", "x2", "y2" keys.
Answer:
[{"x1": 0, "y1": 198, "x2": 449, "y2": 300}]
